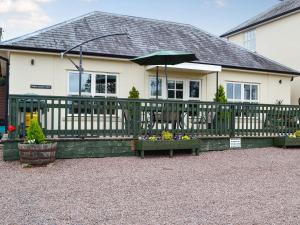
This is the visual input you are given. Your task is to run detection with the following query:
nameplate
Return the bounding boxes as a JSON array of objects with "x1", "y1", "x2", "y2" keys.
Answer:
[{"x1": 30, "y1": 85, "x2": 52, "y2": 89}]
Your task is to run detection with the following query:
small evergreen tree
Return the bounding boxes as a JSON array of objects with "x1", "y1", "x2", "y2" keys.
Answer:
[
  {"x1": 214, "y1": 85, "x2": 227, "y2": 103},
  {"x1": 26, "y1": 118, "x2": 46, "y2": 144},
  {"x1": 128, "y1": 86, "x2": 140, "y2": 99}
]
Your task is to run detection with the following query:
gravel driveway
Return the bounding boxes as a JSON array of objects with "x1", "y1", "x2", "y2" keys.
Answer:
[{"x1": 0, "y1": 148, "x2": 299, "y2": 225}]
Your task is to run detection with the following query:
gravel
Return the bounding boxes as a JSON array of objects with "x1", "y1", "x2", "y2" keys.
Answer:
[{"x1": 0, "y1": 148, "x2": 299, "y2": 225}]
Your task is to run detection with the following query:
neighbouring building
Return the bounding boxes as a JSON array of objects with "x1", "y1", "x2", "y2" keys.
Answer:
[{"x1": 221, "y1": 0, "x2": 300, "y2": 105}]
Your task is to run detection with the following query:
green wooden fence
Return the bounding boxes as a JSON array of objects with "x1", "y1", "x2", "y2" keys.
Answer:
[{"x1": 8, "y1": 94, "x2": 300, "y2": 140}]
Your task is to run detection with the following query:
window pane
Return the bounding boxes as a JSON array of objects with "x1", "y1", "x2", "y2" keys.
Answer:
[
  {"x1": 69, "y1": 72, "x2": 79, "y2": 93},
  {"x1": 168, "y1": 90, "x2": 175, "y2": 99},
  {"x1": 96, "y1": 75, "x2": 106, "y2": 94},
  {"x1": 107, "y1": 75, "x2": 116, "y2": 94},
  {"x1": 168, "y1": 81, "x2": 175, "y2": 89},
  {"x1": 69, "y1": 72, "x2": 91, "y2": 94},
  {"x1": 176, "y1": 91, "x2": 183, "y2": 99},
  {"x1": 81, "y1": 74, "x2": 91, "y2": 93},
  {"x1": 226, "y1": 83, "x2": 234, "y2": 99},
  {"x1": 150, "y1": 78, "x2": 162, "y2": 97},
  {"x1": 176, "y1": 81, "x2": 183, "y2": 90},
  {"x1": 244, "y1": 84, "x2": 251, "y2": 100},
  {"x1": 251, "y1": 85, "x2": 258, "y2": 100},
  {"x1": 234, "y1": 84, "x2": 241, "y2": 100},
  {"x1": 190, "y1": 81, "x2": 200, "y2": 98}
]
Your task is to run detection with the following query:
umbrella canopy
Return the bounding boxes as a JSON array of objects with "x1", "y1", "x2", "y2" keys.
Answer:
[
  {"x1": 131, "y1": 50, "x2": 198, "y2": 65},
  {"x1": 131, "y1": 51, "x2": 198, "y2": 100}
]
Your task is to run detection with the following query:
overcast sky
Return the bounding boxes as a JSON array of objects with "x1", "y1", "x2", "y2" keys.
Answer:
[{"x1": 0, "y1": 0, "x2": 280, "y2": 41}]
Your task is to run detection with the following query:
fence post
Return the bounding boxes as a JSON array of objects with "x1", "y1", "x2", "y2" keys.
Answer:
[{"x1": 230, "y1": 104, "x2": 235, "y2": 137}]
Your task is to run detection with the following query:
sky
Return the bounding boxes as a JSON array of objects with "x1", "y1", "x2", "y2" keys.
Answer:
[{"x1": 0, "y1": 0, "x2": 281, "y2": 41}]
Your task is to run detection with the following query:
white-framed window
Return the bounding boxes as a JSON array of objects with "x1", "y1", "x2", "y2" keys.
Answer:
[
  {"x1": 244, "y1": 29, "x2": 256, "y2": 52},
  {"x1": 148, "y1": 77, "x2": 201, "y2": 100},
  {"x1": 189, "y1": 80, "x2": 201, "y2": 100},
  {"x1": 68, "y1": 71, "x2": 118, "y2": 97},
  {"x1": 149, "y1": 77, "x2": 163, "y2": 98},
  {"x1": 69, "y1": 72, "x2": 92, "y2": 96},
  {"x1": 168, "y1": 80, "x2": 184, "y2": 99},
  {"x1": 226, "y1": 82, "x2": 259, "y2": 103}
]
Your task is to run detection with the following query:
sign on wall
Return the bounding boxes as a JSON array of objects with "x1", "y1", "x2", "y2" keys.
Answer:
[
  {"x1": 230, "y1": 138, "x2": 241, "y2": 149},
  {"x1": 30, "y1": 84, "x2": 52, "y2": 89}
]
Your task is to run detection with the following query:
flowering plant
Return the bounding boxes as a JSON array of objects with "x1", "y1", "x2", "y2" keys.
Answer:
[{"x1": 140, "y1": 132, "x2": 193, "y2": 141}]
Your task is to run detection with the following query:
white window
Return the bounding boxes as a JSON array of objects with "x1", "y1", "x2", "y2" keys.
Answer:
[
  {"x1": 68, "y1": 71, "x2": 117, "y2": 97},
  {"x1": 244, "y1": 30, "x2": 256, "y2": 52},
  {"x1": 69, "y1": 72, "x2": 92, "y2": 96},
  {"x1": 226, "y1": 82, "x2": 259, "y2": 103},
  {"x1": 189, "y1": 80, "x2": 201, "y2": 100},
  {"x1": 95, "y1": 74, "x2": 117, "y2": 96},
  {"x1": 149, "y1": 77, "x2": 201, "y2": 100},
  {"x1": 149, "y1": 77, "x2": 163, "y2": 98},
  {"x1": 168, "y1": 80, "x2": 184, "y2": 99}
]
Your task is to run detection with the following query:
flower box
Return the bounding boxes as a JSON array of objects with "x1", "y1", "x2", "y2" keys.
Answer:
[
  {"x1": 135, "y1": 139, "x2": 202, "y2": 159},
  {"x1": 274, "y1": 137, "x2": 300, "y2": 148}
]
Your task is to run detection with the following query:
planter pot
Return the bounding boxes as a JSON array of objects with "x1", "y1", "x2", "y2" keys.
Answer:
[
  {"x1": 135, "y1": 139, "x2": 201, "y2": 158},
  {"x1": 18, "y1": 142, "x2": 57, "y2": 165},
  {"x1": 274, "y1": 137, "x2": 300, "y2": 148}
]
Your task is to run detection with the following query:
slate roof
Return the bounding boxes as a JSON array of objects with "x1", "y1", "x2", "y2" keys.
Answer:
[
  {"x1": 0, "y1": 11, "x2": 299, "y2": 75},
  {"x1": 221, "y1": 0, "x2": 300, "y2": 37}
]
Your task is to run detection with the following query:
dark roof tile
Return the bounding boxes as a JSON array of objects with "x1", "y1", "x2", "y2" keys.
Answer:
[{"x1": 1, "y1": 11, "x2": 299, "y2": 75}]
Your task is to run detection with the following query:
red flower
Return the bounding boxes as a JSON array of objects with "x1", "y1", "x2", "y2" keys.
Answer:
[{"x1": 7, "y1": 125, "x2": 16, "y2": 133}]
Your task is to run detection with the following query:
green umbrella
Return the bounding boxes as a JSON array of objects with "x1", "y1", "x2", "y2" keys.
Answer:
[{"x1": 131, "y1": 51, "x2": 198, "y2": 99}]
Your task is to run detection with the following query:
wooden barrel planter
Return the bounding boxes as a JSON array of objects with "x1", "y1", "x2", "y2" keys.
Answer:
[{"x1": 18, "y1": 142, "x2": 57, "y2": 165}]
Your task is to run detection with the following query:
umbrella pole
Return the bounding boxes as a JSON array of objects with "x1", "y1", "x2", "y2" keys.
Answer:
[
  {"x1": 165, "y1": 64, "x2": 168, "y2": 99},
  {"x1": 156, "y1": 66, "x2": 159, "y2": 100}
]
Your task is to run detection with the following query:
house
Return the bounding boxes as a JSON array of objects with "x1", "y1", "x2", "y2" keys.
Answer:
[
  {"x1": 0, "y1": 11, "x2": 299, "y2": 127},
  {"x1": 221, "y1": 0, "x2": 300, "y2": 105}
]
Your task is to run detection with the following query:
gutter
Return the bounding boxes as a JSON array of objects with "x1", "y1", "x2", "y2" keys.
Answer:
[
  {"x1": 1, "y1": 45, "x2": 299, "y2": 76},
  {"x1": 220, "y1": 7, "x2": 300, "y2": 37}
]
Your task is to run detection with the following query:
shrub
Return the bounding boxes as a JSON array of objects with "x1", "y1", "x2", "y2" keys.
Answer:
[
  {"x1": 128, "y1": 87, "x2": 140, "y2": 99},
  {"x1": 26, "y1": 118, "x2": 46, "y2": 144},
  {"x1": 162, "y1": 131, "x2": 173, "y2": 141},
  {"x1": 214, "y1": 85, "x2": 227, "y2": 103},
  {"x1": 295, "y1": 130, "x2": 300, "y2": 137}
]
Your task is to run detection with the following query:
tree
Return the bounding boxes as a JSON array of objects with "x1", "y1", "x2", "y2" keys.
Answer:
[
  {"x1": 214, "y1": 85, "x2": 227, "y2": 103},
  {"x1": 128, "y1": 86, "x2": 140, "y2": 99}
]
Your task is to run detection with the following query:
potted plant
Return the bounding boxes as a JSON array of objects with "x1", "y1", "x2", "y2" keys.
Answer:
[
  {"x1": 18, "y1": 118, "x2": 57, "y2": 165},
  {"x1": 135, "y1": 131, "x2": 202, "y2": 158},
  {"x1": 274, "y1": 130, "x2": 300, "y2": 148}
]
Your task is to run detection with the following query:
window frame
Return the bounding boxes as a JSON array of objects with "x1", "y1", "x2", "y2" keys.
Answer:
[
  {"x1": 148, "y1": 76, "x2": 202, "y2": 100},
  {"x1": 149, "y1": 77, "x2": 164, "y2": 99},
  {"x1": 188, "y1": 80, "x2": 202, "y2": 100},
  {"x1": 167, "y1": 79, "x2": 184, "y2": 100},
  {"x1": 226, "y1": 82, "x2": 259, "y2": 103},
  {"x1": 243, "y1": 29, "x2": 256, "y2": 52},
  {"x1": 67, "y1": 71, "x2": 118, "y2": 97}
]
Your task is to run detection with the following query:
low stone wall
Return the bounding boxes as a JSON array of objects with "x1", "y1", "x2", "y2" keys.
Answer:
[{"x1": 2, "y1": 137, "x2": 276, "y2": 161}]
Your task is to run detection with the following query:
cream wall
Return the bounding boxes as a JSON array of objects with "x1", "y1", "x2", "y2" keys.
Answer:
[
  {"x1": 227, "y1": 12, "x2": 300, "y2": 105},
  {"x1": 7, "y1": 51, "x2": 292, "y2": 104},
  {"x1": 219, "y1": 69, "x2": 291, "y2": 105},
  {"x1": 8, "y1": 52, "x2": 207, "y2": 100}
]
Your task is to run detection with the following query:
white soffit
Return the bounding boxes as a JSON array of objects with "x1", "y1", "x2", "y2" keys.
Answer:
[{"x1": 146, "y1": 63, "x2": 222, "y2": 73}]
